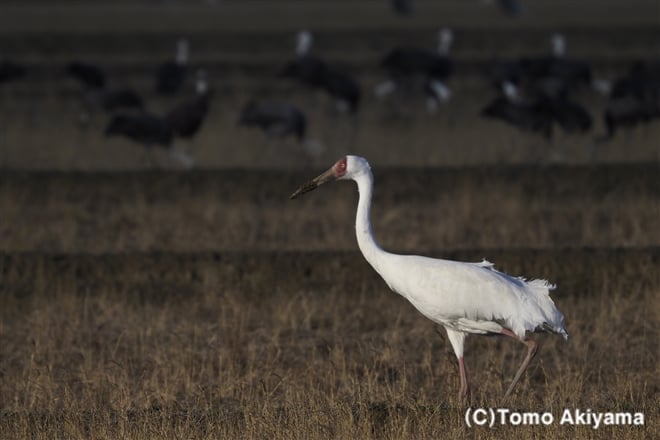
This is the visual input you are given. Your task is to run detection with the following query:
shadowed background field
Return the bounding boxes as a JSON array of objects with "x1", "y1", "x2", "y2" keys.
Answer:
[
  {"x1": 0, "y1": 1, "x2": 659, "y2": 439},
  {"x1": 0, "y1": 1, "x2": 659, "y2": 170},
  {"x1": 0, "y1": 165, "x2": 658, "y2": 253}
]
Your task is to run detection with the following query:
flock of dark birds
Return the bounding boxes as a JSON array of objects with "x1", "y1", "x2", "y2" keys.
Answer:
[{"x1": 1, "y1": 6, "x2": 659, "y2": 167}]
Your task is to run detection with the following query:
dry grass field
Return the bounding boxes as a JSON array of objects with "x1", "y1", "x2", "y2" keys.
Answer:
[
  {"x1": 0, "y1": 164, "x2": 658, "y2": 253},
  {"x1": 1, "y1": 1, "x2": 659, "y2": 439},
  {"x1": 0, "y1": 249, "x2": 658, "y2": 439},
  {"x1": 0, "y1": 166, "x2": 657, "y2": 439}
]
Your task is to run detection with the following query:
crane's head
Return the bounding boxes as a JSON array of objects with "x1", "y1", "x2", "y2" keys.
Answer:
[{"x1": 289, "y1": 156, "x2": 370, "y2": 199}]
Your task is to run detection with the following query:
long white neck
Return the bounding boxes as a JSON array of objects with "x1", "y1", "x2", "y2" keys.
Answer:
[{"x1": 353, "y1": 170, "x2": 388, "y2": 271}]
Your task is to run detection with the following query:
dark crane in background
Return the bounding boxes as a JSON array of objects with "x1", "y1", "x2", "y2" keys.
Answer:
[
  {"x1": 239, "y1": 99, "x2": 323, "y2": 158},
  {"x1": 66, "y1": 61, "x2": 144, "y2": 126},
  {"x1": 165, "y1": 69, "x2": 211, "y2": 140},
  {"x1": 481, "y1": 81, "x2": 591, "y2": 137},
  {"x1": 375, "y1": 28, "x2": 454, "y2": 111},
  {"x1": 239, "y1": 99, "x2": 308, "y2": 142},
  {"x1": 602, "y1": 60, "x2": 660, "y2": 138},
  {"x1": 482, "y1": 34, "x2": 595, "y2": 137},
  {"x1": 105, "y1": 111, "x2": 194, "y2": 169},
  {"x1": 279, "y1": 30, "x2": 361, "y2": 113}
]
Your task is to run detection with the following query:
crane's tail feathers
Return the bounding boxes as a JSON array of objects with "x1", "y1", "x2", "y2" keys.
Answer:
[
  {"x1": 527, "y1": 278, "x2": 556, "y2": 292},
  {"x1": 526, "y1": 279, "x2": 568, "y2": 340},
  {"x1": 472, "y1": 259, "x2": 567, "y2": 341}
]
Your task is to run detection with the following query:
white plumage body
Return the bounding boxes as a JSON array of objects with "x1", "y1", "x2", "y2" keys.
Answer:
[{"x1": 372, "y1": 253, "x2": 567, "y2": 340}]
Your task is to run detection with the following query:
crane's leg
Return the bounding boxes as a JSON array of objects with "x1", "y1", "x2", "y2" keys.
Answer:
[
  {"x1": 500, "y1": 328, "x2": 538, "y2": 398},
  {"x1": 445, "y1": 328, "x2": 470, "y2": 401},
  {"x1": 458, "y1": 356, "x2": 470, "y2": 400}
]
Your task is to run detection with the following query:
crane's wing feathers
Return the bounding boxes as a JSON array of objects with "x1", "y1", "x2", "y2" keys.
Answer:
[{"x1": 377, "y1": 254, "x2": 568, "y2": 340}]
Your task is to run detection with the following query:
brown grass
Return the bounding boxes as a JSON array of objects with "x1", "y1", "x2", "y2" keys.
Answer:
[
  {"x1": 0, "y1": 165, "x2": 657, "y2": 253},
  {"x1": 0, "y1": 250, "x2": 657, "y2": 439},
  {"x1": 0, "y1": 168, "x2": 657, "y2": 439}
]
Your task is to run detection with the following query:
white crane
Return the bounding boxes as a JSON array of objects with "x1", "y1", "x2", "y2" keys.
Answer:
[{"x1": 290, "y1": 156, "x2": 568, "y2": 400}]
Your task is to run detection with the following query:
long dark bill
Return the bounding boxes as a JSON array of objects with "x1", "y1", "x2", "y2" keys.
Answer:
[{"x1": 289, "y1": 168, "x2": 336, "y2": 199}]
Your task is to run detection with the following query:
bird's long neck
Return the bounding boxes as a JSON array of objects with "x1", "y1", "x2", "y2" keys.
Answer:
[{"x1": 353, "y1": 170, "x2": 388, "y2": 271}]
